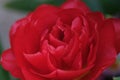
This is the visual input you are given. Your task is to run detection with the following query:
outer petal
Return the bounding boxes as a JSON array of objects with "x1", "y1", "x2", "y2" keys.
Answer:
[
  {"x1": 21, "y1": 67, "x2": 46, "y2": 80},
  {"x1": 82, "y1": 19, "x2": 117, "y2": 80},
  {"x1": 86, "y1": 12, "x2": 105, "y2": 35},
  {"x1": 1, "y1": 49, "x2": 22, "y2": 78},
  {"x1": 112, "y1": 19, "x2": 120, "y2": 53},
  {"x1": 30, "y1": 65, "x2": 93, "y2": 80},
  {"x1": 10, "y1": 5, "x2": 58, "y2": 67},
  {"x1": 23, "y1": 51, "x2": 56, "y2": 74},
  {"x1": 86, "y1": 12, "x2": 104, "y2": 25},
  {"x1": 57, "y1": 9, "x2": 84, "y2": 25},
  {"x1": 61, "y1": 0, "x2": 90, "y2": 14}
]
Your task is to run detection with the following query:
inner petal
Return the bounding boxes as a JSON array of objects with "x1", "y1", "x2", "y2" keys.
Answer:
[{"x1": 51, "y1": 26, "x2": 64, "y2": 41}]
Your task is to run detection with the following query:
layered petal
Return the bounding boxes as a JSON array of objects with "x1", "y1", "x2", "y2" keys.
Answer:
[
  {"x1": 57, "y1": 9, "x2": 84, "y2": 25},
  {"x1": 61, "y1": 0, "x2": 90, "y2": 14},
  {"x1": 30, "y1": 64, "x2": 93, "y2": 80},
  {"x1": 1, "y1": 0, "x2": 119, "y2": 80},
  {"x1": 21, "y1": 67, "x2": 46, "y2": 80},
  {"x1": 1, "y1": 49, "x2": 22, "y2": 78},
  {"x1": 10, "y1": 5, "x2": 59, "y2": 68},
  {"x1": 23, "y1": 51, "x2": 56, "y2": 74},
  {"x1": 112, "y1": 19, "x2": 120, "y2": 53},
  {"x1": 81, "y1": 19, "x2": 117, "y2": 80}
]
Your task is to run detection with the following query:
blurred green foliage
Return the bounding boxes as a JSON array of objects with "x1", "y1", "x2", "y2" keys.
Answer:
[
  {"x1": 114, "y1": 77, "x2": 120, "y2": 80},
  {"x1": 83, "y1": 0, "x2": 103, "y2": 12},
  {"x1": 0, "y1": 40, "x2": 3, "y2": 53},
  {"x1": 5, "y1": 0, "x2": 120, "y2": 15},
  {"x1": 0, "y1": 40, "x2": 10, "y2": 80},
  {"x1": 0, "y1": 67, "x2": 10, "y2": 80},
  {"x1": 100, "y1": 0, "x2": 120, "y2": 14},
  {"x1": 5, "y1": 0, "x2": 65, "y2": 12}
]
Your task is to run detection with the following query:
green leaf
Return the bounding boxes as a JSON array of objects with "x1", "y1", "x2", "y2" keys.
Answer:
[{"x1": 113, "y1": 77, "x2": 120, "y2": 80}]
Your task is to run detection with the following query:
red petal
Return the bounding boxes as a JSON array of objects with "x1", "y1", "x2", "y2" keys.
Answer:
[
  {"x1": 55, "y1": 65, "x2": 93, "y2": 80},
  {"x1": 49, "y1": 46, "x2": 66, "y2": 68},
  {"x1": 57, "y1": 9, "x2": 84, "y2": 25},
  {"x1": 31, "y1": 65, "x2": 93, "y2": 79},
  {"x1": 23, "y1": 51, "x2": 56, "y2": 74},
  {"x1": 86, "y1": 12, "x2": 105, "y2": 37},
  {"x1": 82, "y1": 19, "x2": 117, "y2": 80},
  {"x1": 10, "y1": 5, "x2": 58, "y2": 67},
  {"x1": 71, "y1": 17, "x2": 82, "y2": 33},
  {"x1": 49, "y1": 34, "x2": 66, "y2": 47},
  {"x1": 112, "y1": 19, "x2": 120, "y2": 53},
  {"x1": 87, "y1": 44, "x2": 96, "y2": 66},
  {"x1": 1, "y1": 49, "x2": 22, "y2": 78},
  {"x1": 87, "y1": 12, "x2": 104, "y2": 25},
  {"x1": 63, "y1": 35, "x2": 80, "y2": 67},
  {"x1": 61, "y1": 0, "x2": 90, "y2": 14},
  {"x1": 21, "y1": 67, "x2": 45, "y2": 80}
]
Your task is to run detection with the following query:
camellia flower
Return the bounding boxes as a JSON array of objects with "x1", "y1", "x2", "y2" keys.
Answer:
[{"x1": 1, "y1": 0, "x2": 120, "y2": 80}]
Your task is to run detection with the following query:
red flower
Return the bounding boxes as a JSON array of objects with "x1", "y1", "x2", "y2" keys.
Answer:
[{"x1": 1, "y1": 0, "x2": 120, "y2": 80}]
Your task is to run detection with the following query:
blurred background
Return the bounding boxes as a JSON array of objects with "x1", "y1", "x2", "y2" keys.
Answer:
[{"x1": 0, "y1": 0, "x2": 120, "y2": 80}]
